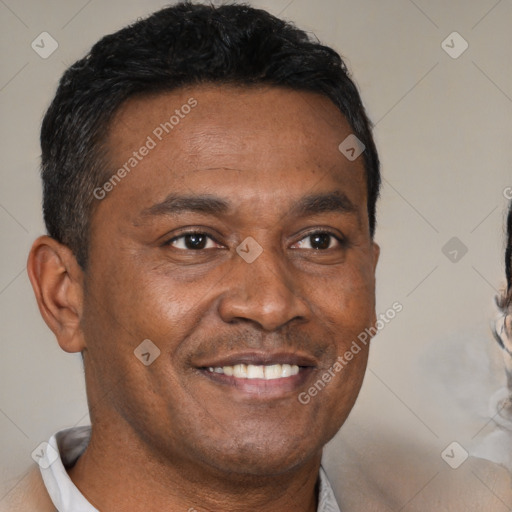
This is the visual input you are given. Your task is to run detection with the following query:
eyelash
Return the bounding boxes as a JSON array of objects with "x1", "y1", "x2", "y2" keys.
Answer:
[
  {"x1": 165, "y1": 229, "x2": 345, "y2": 250},
  {"x1": 165, "y1": 230, "x2": 222, "y2": 250},
  {"x1": 292, "y1": 230, "x2": 345, "y2": 250}
]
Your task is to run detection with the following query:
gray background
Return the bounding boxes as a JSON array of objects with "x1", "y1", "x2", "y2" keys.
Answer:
[{"x1": 1, "y1": 0, "x2": 512, "y2": 508}]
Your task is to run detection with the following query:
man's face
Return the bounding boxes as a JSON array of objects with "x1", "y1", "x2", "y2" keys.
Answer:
[{"x1": 81, "y1": 85, "x2": 379, "y2": 477}]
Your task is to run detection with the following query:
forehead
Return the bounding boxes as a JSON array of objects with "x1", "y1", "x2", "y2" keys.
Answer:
[{"x1": 100, "y1": 85, "x2": 367, "y2": 220}]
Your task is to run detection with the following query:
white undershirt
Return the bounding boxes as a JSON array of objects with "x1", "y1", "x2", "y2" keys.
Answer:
[{"x1": 40, "y1": 426, "x2": 341, "y2": 512}]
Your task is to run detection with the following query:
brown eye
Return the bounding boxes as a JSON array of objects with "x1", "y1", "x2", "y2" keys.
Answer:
[
  {"x1": 293, "y1": 231, "x2": 341, "y2": 250},
  {"x1": 309, "y1": 233, "x2": 332, "y2": 250},
  {"x1": 184, "y1": 233, "x2": 207, "y2": 249},
  {"x1": 169, "y1": 232, "x2": 218, "y2": 250}
]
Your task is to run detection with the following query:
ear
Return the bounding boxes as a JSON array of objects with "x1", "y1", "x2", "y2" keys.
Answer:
[
  {"x1": 27, "y1": 236, "x2": 86, "y2": 353},
  {"x1": 370, "y1": 241, "x2": 380, "y2": 327},
  {"x1": 371, "y1": 241, "x2": 380, "y2": 273}
]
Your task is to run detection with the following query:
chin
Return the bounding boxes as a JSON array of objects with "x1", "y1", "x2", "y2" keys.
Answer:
[{"x1": 194, "y1": 429, "x2": 323, "y2": 478}]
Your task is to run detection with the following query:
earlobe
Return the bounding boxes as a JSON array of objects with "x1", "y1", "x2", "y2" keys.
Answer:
[{"x1": 27, "y1": 236, "x2": 86, "y2": 353}]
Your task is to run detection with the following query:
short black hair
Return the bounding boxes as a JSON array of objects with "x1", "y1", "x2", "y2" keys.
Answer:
[{"x1": 41, "y1": 1, "x2": 380, "y2": 268}]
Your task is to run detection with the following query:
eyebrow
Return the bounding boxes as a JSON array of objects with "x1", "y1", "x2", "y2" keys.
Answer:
[
  {"x1": 140, "y1": 194, "x2": 230, "y2": 218},
  {"x1": 139, "y1": 191, "x2": 357, "y2": 220},
  {"x1": 291, "y1": 192, "x2": 357, "y2": 217}
]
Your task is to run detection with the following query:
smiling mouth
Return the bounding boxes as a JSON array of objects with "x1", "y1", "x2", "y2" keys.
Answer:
[
  {"x1": 196, "y1": 353, "x2": 316, "y2": 398},
  {"x1": 206, "y1": 363, "x2": 300, "y2": 380}
]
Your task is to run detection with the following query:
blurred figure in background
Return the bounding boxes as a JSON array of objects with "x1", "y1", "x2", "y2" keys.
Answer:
[{"x1": 475, "y1": 201, "x2": 512, "y2": 471}]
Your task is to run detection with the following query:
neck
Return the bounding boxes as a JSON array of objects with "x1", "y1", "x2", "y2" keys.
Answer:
[{"x1": 67, "y1": 423, "x2": 321, "y2": 512}]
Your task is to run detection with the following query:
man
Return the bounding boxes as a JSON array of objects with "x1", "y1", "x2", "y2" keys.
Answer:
[
  {"x1": 10, "y1": 2, "x2": 381, "y2": 510},
  {"x1": 3, "y1": 2, "x2": 512, "y2": 511}
]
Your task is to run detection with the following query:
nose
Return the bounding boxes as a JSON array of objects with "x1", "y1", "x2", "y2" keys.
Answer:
[{"x1": 217, "y1": 246, "x2": 310, "y2": 331}]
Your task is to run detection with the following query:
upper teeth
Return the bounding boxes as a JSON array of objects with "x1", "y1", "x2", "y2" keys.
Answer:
[{"x1": 208, "y1": 364, "x2": 299, "y2": 380}]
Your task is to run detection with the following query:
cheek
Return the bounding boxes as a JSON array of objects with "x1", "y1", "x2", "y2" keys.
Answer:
[
  {"x1": 308, "y1": 261, "x2": 376, "y2": 336},
  {"x1": 309, "y1": 343, "x2": 369, "y2": 443},
  {"x1": 82, "y1": 259, "x2": 220, "y2": 389},
  {"x1": 85, "y1": 256, "x2": 190, "y2": 335},
  {"x1": 343, "y1": 252, "x2": 377, "y2": 316}
]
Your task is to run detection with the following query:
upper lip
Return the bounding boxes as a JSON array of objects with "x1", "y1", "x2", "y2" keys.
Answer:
[{"x1": 195, "y1": 351, "x2": 317, "y2": 369}]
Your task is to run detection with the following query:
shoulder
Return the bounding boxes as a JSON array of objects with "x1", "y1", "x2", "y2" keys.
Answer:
[
  {"x1": 325, "y1": 433, "x2": 512, "y2": 511},
  {"x1": 0, "y1": 466, "x2": 55, "y2": 512}
]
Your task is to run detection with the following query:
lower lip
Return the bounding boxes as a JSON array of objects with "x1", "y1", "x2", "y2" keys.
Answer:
[{"x1": 199, "y1": 367, "x2": 315, "y2": 399}]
